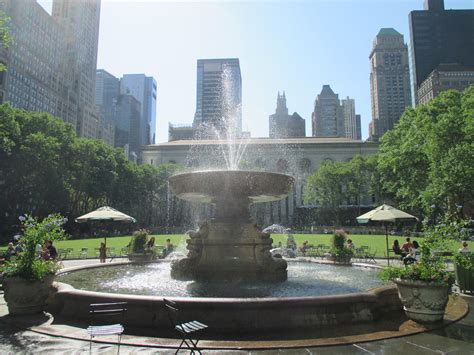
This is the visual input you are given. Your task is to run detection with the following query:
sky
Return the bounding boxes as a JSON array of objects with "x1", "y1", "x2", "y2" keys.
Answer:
[{"x1": 38, "y1": 0, "x2": 473, "y2": 143}]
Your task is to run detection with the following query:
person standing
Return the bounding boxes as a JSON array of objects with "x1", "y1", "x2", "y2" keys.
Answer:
[{"x1": 99, "y1": 242, "x2": 107, "y2": 263}]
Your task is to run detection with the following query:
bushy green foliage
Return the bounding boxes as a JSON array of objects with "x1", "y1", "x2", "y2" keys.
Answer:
[
  {"x1": 378, "y1": 86, "x2": 474, "y2": 215},
  {"x1": 332, "y1": 230, "x2": 346, "y2": 249},
  {"x1": 0, "y1": 105, "x2": 184, "y2": 239},
  {"x1": 129, "y1": 229, "x2": 149, "y2": 254},
  {"x1": 379, "y1": 217, "x2": 467, "y2": 286},
  {"x1": 2, "y1": 214, "x2": 68, "y2": 280},
  {"x1": 330, "y1": 230, "x2": 353, "y2": 261}
]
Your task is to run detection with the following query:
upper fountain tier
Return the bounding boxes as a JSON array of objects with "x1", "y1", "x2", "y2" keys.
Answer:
[{"x1": 169, "y1": 170, "x2": 294, "y2": 204}]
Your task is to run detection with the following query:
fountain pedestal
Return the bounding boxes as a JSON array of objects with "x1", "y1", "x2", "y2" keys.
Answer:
[{"x1": 169, "y1": 171, "x2": 294, "y2": 281}]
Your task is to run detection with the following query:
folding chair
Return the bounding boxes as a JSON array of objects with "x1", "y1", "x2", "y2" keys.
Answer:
[
  {"x1": 87, "y1": 302, "x2": 127, "y2": 354},
  {"x1": 163, "y1": 298, "x2": 208, "y2": 354}
]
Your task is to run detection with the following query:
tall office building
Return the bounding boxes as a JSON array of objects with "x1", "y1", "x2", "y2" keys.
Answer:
[
  {"x1": 95, "y1": 69, "x2": 147, "y2": 160},
  {"x1": 355, "y1": 114, "x2": 362, "y2": 141},
  {"x1": 269, "y1": 92, "x2": 305, "y2": 138},
  {"x1": 409, "y1": 0, "x2": 474, "y2": 104},
  {"x1": 95, "y1": 69, "x2": 120, "y2": 145},
  {"x1": 193, "y1": 58, "x2": 242, "y2": 138},
  {"x1": 52, "y1": 0, "x2": 102, "y2": 139},
  {"x1": 341, "y1": 97, "x2": 358, "y2": 140},
  {"x1": 311, "y1": 85, "x2": 345, "y2": 138},
  {"x1": 0, "y1": 0, "x2": 77, "y2": 127},
  {"x1": 120, "y1": 74, "x2": 157, "y2": 145},
  {"x1": 368, "y1": 28, "x2": 411, "y2": 141}
]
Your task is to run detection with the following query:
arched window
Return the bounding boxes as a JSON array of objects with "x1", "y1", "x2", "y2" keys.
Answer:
[
  {"x1": 299, "y1": 158, "x2": 311, "y2": 174},
  {"x1": 276, "y1": 159, "x2": 289, "y2": 173}
]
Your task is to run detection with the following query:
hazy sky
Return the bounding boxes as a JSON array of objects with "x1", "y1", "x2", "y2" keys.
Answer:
[{"x1": 38, "y1": 0, "x2": 473, "y2": 143}]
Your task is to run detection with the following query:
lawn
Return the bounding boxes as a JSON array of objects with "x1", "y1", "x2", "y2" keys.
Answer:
[{"x1": 49, "y1": 232, "x2": 470, "y2": 259}]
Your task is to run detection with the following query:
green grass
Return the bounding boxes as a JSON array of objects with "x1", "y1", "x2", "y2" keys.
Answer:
[{"x1": 4, "y1": 233, "x2": 471, "y2": 259}]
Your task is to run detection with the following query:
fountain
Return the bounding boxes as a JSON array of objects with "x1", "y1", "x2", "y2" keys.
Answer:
[{"x1": 169, "y1": 170, "x2": 293, "y2": 281}]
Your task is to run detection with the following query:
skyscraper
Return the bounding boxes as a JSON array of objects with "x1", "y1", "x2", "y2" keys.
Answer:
[
  {"x1": 0, "y1": 0, "x2": 77, "y2": 128},
  {"x1": 120, "y1": 74, "x2": 157, "y2": 145},
  {"x1": 409, "y1": 0, "x2": 474, "y2": 104},
  {"x1": 311, "y1": 85, "x2": 345, "y2": 138},
  {"x1": 95, "y1": 69, "x2": 120, "y2": 145},
  {"x1": 368, "y1": 28, "x2": 411, "y2": 141},
  {"x1": 52, "y1": 0, "x2": 102, "y2": 139},
  {"x1": 193, "y1": 58, "x2": 242, "y2": 138},
  {"x1": 355, "y1": 114, "x2": 362, "y2": 141},
  {"x1": 269, "y1": 92, "x2": 305, "y2": 138},
  {"x1": 341, "y1": 97, "x2": 358, "y2": 140}
]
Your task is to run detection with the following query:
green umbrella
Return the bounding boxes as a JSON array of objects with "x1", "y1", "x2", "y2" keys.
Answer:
[{"x1": 356, "y1": 204, "x2": 418, "y2": 265}]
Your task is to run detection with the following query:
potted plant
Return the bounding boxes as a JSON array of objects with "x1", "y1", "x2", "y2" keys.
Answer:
[
  {"x1": 454, "y1": 252, "x2": 474, "y2": 294},
  {"x1": 380, "y1": 220, "x2": 457, "y2": 323},
  {"x1": 328, "y1": 230, "x2": 353, "y2": 264},
  {"x1": 127, "y1": 229, "x2": 156, "y2": 262},
  {"x1": 1, "y1": 214, "x2": 68, "y2": 315}
]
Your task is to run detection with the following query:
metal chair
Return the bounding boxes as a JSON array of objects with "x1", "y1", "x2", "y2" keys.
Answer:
[
  {"x1": 79, "y1": 247, "x2": 88, "y2": 258},
  {"x1": 163, "y1": 298, "x2": 208, "y2": 354},
  {"x1": 87, "y1": 302, "x2": 127, "y2": 354}
]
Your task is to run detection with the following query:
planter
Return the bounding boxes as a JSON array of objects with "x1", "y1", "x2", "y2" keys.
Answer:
[
  {"x1": 394, "y1": 278, "x2": 450, "y2": 323},
  {"x1": 327, "y1": 255, "x2": 352, "y2": 264},
  {"x1": 3, "y1": 276, "x2": 54, "y2": 315},
  {"x1": 128, "y1": 253, "x2": 155, "y2": 263},
  {"x1": 454, "y1": 260, "x2": 474, "y2": 294}
]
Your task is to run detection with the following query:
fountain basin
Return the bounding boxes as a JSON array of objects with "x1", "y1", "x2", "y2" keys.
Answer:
[
  {"x1": 169, "y1": 170, "x2": 294, "y2": 204},
  {"x1": 51, "y1": 261, "x2": 402, "y2": 333}
]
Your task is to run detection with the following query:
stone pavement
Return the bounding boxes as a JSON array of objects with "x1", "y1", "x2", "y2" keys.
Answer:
[{"x1": 0, "y1": 259, "x2": 472, "y2": 354}]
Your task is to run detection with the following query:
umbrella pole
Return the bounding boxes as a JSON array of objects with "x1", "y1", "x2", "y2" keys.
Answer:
[{"x1": 385, "y1": 223, "x2": 389, "y2": 266}]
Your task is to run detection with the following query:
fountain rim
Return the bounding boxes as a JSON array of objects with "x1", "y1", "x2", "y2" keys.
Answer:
[{"x1": 169, "y1": 169, "x2": 295, "y2": 181}]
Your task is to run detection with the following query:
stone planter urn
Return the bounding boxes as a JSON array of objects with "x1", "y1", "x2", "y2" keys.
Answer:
[
  {"x1": 394, "y1": 278, "x2": 450, "y2": 323},
  {"x1": 128, "y1": 252, "x2": 155, "y2": 263},
  {"x1": 3, "y1": 276, "x2": 54, "y2": 315}
]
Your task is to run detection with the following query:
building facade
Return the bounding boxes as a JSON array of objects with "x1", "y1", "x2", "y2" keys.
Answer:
[
  {"x1": 142, "y1": 137, "x2": 379, "y2": 227},
  {"x1": 52, "y1": 0, "x2": 102, "y2": 139},
  {"x1": 0, "y1": 0, "x2": 77, "y2": 128},
  {"x1": 409, "y1": 0, "x2": 474, "y2": 104},
  {"x1": 193, "y1": 58, "x2": 242, "y2": 139},
  {"x1": 269, "y1": 92, "x2": 305, "y2": 138},
  {"x1": 355, "y1": 114, "x2": 362, "y2": 141},
  {"x1": 115, "y1": 94, "x2": 141, "y2": 162},
  {"x1": 368, "y1": 28, "x2": 411, "y2": 141},
  {"x1": 341, "y1": 97, "x2": 359, "y2": 140},
  {"x1": 311, "y1": 85, "x2": 345, "y2": 138},
  {"x1": 0, "y1": 0, "x2": 102, "y2": 140},
  {"x1": 417, "y1": 64, "x2": 474, "y2": 105},
  {"x1": 95, "y1": 69, "x2": 119, "y2": 145},
  {"x1": 120, "y1": 74, "x2": 157, "y2": 146}
]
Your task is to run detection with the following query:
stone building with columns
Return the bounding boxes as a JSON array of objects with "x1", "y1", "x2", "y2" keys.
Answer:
[{"x1": 142, "y1": 137, "x2": 379, "y2": 228}]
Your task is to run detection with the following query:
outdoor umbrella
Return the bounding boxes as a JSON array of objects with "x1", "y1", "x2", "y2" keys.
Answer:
[
  {"x1": 356, "y1": 204, "x2": 418, "y2": 265},
  {"x1": 75, "y1": 206, "x2": 136, "y2": 246}
]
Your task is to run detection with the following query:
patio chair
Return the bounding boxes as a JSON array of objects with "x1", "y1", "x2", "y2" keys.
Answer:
[
  {"x1": 87, "y1": 302, "x2": 127, "y2": 354},
  {"x1": 163, "y1": 298, "x2": 208, "y2": 354},
  {"x1": 79, "y1": 247, "x2": 88, "y2": 258}
]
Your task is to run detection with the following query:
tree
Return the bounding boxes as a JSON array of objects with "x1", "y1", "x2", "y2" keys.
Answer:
[
  {"x1": 0, "y1": 11, "x2": 11, "y2": 72},
  {"x1": 378, "y1": 86, "x2": 474, "y2": 216}
]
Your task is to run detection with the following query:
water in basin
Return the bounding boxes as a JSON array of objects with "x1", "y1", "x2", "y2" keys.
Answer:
[{"x1": 57, "y1": 261, "x2": 384, "y2": 298}]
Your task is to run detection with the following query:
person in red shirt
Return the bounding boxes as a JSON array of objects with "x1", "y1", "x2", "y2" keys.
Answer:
[{"x1": 401, "y1": 237, "x2": 413, "y2": 254}]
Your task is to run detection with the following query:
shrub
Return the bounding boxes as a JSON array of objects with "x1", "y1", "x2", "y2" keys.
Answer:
[
  {"x1": 1, "y1": 214, "x2": 68, "y2": 280},
  {"x1": 129, "y1": 229, "x2": 149, "y2": 253}
]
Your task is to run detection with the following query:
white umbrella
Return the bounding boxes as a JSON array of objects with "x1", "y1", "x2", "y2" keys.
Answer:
[
  {"x1": 75, "y1": 206, "x2": 136, "y2": 246},
  {"x1": 356, "y1": 204, "x2": 418, "y2": 265}
]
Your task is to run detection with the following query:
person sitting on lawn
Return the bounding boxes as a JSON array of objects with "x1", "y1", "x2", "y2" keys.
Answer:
[
  {"x1": 401, "y1": 237, "x2": 413, "y2": 254},
  {"x1": 162, "y1": 238, "x2": 174, "y2": 258},
  {"x1": 458, "y1": 241, "x2": 470, "y2": 254},
  {"x1": 403, "y1": 240, "x2": 420, "y2": 265}
]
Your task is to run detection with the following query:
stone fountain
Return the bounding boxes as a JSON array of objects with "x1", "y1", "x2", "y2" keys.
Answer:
[{"x1": 169, "y1": 170, "x2": 294, "y2": 281}]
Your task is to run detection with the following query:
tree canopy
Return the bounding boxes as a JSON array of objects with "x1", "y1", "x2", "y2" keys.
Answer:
[
  {"x1": 0, "y1": 105, "x2": 182, "y2": 240},
  {"x1": 378, "y1": 86, "x2": 474, "y2": 216}
]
